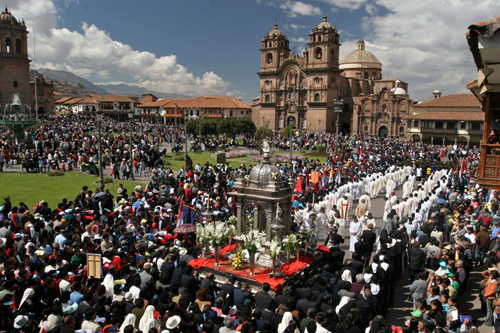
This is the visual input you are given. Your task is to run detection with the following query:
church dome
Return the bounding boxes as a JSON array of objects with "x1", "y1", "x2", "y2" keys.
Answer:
[
  {"x1": 266, "y1": 24, "x2": 286, "y2": 39},
  {"x1": 0, "y1": 7, "x2": 17, "y2": 24},
  {"x1": 339, "y1": 40, "x2": 382, "y2": 70},
  {"x1": 315, "y1": 16, "x2": 335, "y2": 31},
  {"x1": 248, "y1": 154, "x2": 282, "y2": 185},
  {"x1": 391, "y1": 80, "x2": 407, "y2": 95}
]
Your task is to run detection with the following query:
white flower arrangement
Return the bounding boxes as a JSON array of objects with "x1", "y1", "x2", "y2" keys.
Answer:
[
  {"x1": 196, "y1": 224, "x2": 208, "y2": 244},
  {"x1": 227, "y1": 215, "x2": 237, "y2": 226},
  {"x1": 269, "y1": 237, "x2": 282, "y2": 259},
  {"x1": 205, "y1": 220, "x2": 228, "y2": 246},
  {"x1": 282, "y1": 233, "x2": 302, "y2": 252},
  {"x1": 299, "y1": 225, "x2": 316, "y2": 243},
  {"x1": 241, "y1": 230, "x2": 266, "y2": 254},
  {"x1": 226, "y1": 224, "x2": 236, "y2": 239}
]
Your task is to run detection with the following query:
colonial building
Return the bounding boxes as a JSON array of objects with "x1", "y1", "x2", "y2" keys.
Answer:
[
  {"x1": 407, "y1": 91, "x2": 483, "y2": 145},
  {"x1": 137, "y1": 95, "x2": 251, "y2": 124},
  {"x1": 54, "y1": 94, "x2": 137, "y2": 120},
  {"x1": 30, "y1": 74, "x2": 54, "y2": 114},
  {"x1": 0, "y1": 6, "x2": 31, "y2": 109},
  {"x1": 252, "y1": 17, "x2": 413, "y2": 137}
]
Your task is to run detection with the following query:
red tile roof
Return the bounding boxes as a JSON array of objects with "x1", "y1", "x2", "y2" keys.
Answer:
[
  {"x1": 138, "y1": 96, "x2": 251, "y2": 109},
  {"x1": 413, "y1": 93, "x2": 481, "y2": 108}
]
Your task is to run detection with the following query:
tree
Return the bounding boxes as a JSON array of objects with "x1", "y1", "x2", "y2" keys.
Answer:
[
  {"x1": 237, "y1": 117, "x2": 257, "y2": 137},
  {"x1": 282, "y1": 125, "x2": 292, "y2": 139}
]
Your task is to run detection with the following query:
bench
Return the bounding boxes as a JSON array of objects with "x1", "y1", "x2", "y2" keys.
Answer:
[
  {"x1": 81, "y1": 164, "x2": 98, "y2": 175},
  {"x1": 21, "y1": 162, "x2": 39, "y2": 173}
]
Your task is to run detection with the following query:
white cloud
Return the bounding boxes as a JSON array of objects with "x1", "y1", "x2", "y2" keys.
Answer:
[
  {"x1": 290, "y1": 37, "x2": 309, "y2": 43},
  {"x1": 9, "y1": 0, "x2": 236, "y2": 97},
  {"x1": 347, "y1": 0, "x2": 500, "y2": 100},
  {"x1": 263, "y1": 0, "x2": 321, "y2": 17},
  {"x1": 319, "y1": 0, "x2": 368, "y2": 10}
]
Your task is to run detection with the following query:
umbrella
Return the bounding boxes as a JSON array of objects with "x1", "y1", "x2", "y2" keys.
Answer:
[
  {"x1": 436, "y1": 198, "x2": 447, "y2": 204},
  {"x1": 132, "y1": 201, "x2": 143, "y2": 208},
  {"x1": 173, "y1": 224, "x2": 197, "y2": 234},
  {"x1": 93, "y1": 192, "x2": 107, "y2": 199}
]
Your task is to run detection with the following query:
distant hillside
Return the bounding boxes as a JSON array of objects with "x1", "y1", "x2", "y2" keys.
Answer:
[
  {"x1": 97, "y1": 83, "x2": 190, "y2": 99},
  {"x1": 38, "y1": 68, "x2": 109, "y2": 95}
]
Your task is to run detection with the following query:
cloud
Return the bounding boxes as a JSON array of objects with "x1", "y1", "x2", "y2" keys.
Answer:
[
  {"x1": 318, "y1": 0, "x2": 368, "y2": 11},
  {"x1": 348, "y1": 0, "x2": 500, "y2": 100},
  {"x1": 262, "y1": 0, "x2": 321, "y2": 17},
  {"x1": 290, "y1": 37, "x2": 309, "y2": 43},
  {"x1": 9, "y1": 0, "x2": 236, "y2": 97}
]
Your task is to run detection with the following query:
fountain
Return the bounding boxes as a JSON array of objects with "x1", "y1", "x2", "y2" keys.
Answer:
[{"x1": 0, "y1": 94, "x2": 38, "y2": 143}]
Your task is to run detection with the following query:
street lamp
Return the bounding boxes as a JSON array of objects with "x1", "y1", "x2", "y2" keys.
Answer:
[
  {"x1": 333, "y1": 99, "x2": 344, "y2": 154},
  {"x1": 184, "y1": 109, "x2": 189, "y2": 169},
  {"x1": 128, "y1": 110, "x2": 134, "y2": 180},
  {"x1": 96, "y1": 108, "x2": 104, "y2": 191}
]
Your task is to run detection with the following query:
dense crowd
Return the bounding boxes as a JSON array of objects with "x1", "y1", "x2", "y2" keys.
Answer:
[{"x1": 0, "y1": 116, "x2": 496, "y2": 333}]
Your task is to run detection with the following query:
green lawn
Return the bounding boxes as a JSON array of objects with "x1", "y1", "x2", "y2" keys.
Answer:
[
  {"x1": 0, "y1": 172, "x2": 146, "y2": 209},
  {"x1": 1, "y1": 149, "x2": 329, "y2": 210},
  {"x1": 163, "y1": 150, "x2": 329, "y2": 171}
]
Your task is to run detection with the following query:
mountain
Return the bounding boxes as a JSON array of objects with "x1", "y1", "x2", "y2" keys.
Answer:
[
  {"x1": 97, "y1": 83, "x2": 190, "y2": 99},
  {"x1": 37, "y1": 68, "x2": 109, "y2": 95}
]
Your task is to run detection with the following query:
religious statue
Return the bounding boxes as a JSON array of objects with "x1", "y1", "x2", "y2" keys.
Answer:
[{"x1": 261, "y1": 140, "x2": 270, "y2": 153}]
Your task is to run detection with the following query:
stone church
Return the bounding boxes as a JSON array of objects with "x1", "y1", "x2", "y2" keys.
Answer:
[
  {"x1": 252, "y1": 17, "x2": 413, "y2": 137},
  {"x1": 0, "y1": 7, "x2": 53, "y2": 114}
]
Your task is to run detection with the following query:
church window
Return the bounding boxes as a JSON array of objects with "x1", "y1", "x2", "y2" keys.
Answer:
[
  {"x1": 364, "y1": 72, "x2": 369, "y2": 79},
  {"x1": 13, "y1": 81, "x2": 17, "y2": 88},
  {"x1": 413, "y1": 120, "x2": 419, "y2": 128},
  {"x1": 6, "y1": 38, "x2": 11, "y2": 53},
  {"x1": 289, "y1": 89, "x2": 295, "y2": 99},
  {"x1": 266, "y1": 53, "x2": 273, "y2": 64},
  {"x1": 382, "y1": 105, "x2": 387, "y2": 112},
  {"x1": 372, "y1": 72, "x2": 378, "y2": 79},
  {"x1": 315, "y1": 77, "x2": 320, "y2": 84},
  {"x1": 265, "y1": 80, "x2": 270, "y2": 86},
  {"x1": 399, "y1": 126, "x2": 404, "y2": 133},
  {"x1": 15, "y1": 39, "x2": 21, "y2": 54},
  {"x1": 318, "y1": 35, "x2": 322, "y2": 42},
  {"x1": 314, "y1": 93, "x2": 320, "y2": 102},
  {"x1": 364, "y1": 125, "x2": 368, "y2": 132},
  {"x1": 265, "y1": 94, "x2": 270, "y2": 103},
  {"x1": 315, "y1": 47, "x2": 322, "y2": 60},
  {"x1": 330, "y1": 50, "x2": 334, "y2": 61}
]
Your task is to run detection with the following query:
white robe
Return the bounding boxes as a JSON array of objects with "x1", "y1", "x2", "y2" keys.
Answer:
[{"x1": 349, "y1": 221, "x2": 362, "y2": 252}]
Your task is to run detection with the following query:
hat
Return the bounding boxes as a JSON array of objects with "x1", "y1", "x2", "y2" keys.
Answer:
[
  {"x1": 443, "y1": 269, "x2": 451, "y2": 274},
  {"x1": 63, "y1": 302, "x2": 79, "y2": 315},
  {"x1": 448, "y1": 272, "x2": 456, "y2": 277},
  {"x1": 141, "y1": 219, "x2": 148, "y2": 224},
  {"x1": 34, "y1": 213, "x2": 44, "y2": 220},
  {"x1": 439, "y1": 261, "x2": 447, "y2": 267},
  {"x1": 124, "y1": 292, "x2": 133, "y2": 302},
  {"x1": 14, "y1": 315, "x2": 29, "y2": 328},
  {"x1": 229, "y1": 305, "x2": 238, "y2": 315},
  {"x1": 166, "y1": 315, "x2": 181, "y2": 329},
  {"x1": 411, "y1": 310, "x2": 422, "y2": 318},
  {"x1": 0, "y1": 238, "x2": 6, "y2": 247}
]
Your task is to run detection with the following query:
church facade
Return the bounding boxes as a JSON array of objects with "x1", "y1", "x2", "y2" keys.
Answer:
[
  {"x1": 0, "y1": 6, "x2": 31, "y2": 109},
  {"x1": 252, "y1": 17, "x2": 413, "y2": 137}
]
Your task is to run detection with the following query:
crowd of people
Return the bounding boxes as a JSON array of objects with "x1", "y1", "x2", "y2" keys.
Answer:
[{"x1": 0, "y1": 115, "x2": 496, "y2": 333}]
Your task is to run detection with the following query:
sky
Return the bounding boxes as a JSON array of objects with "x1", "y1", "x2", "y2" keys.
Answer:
[{"x1": 8, "y1": 0, "x2": 500, "y2": 105}]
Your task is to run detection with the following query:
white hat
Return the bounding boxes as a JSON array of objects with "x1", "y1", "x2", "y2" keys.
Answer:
[
  {"x1": 0, "y1": 238, "x2": 6, "y2": 247},
  {"x1": 166, "y1": 315, "x2": 181, "y2": 329},
  {"x1": 124, "y1": 291, "x2": 133, "y2": 301},
  {"x1": 14, "y1": 315, "x2": 28, "y2": 329}
]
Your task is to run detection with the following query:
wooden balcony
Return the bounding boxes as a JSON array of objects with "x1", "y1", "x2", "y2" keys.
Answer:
[{"x1": 478, "y1": 144, "x2": 500, "y2": 188}]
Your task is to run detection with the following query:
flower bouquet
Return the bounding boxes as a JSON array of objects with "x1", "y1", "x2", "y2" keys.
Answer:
[
  {"x1": 282, "y1": 233, "x2": 302, "y2": 263},
  {"x1": 227, "y1": 215, "x2": 237, "y2": 226},
  {"x1": 232, "y1": 247, "x2": 244, "y2": 270},
  {"x1": 241, "y1": 229, "x2": 266, "y2": 275},
  {"x1": 269, "y1": 237, "x2": 283, "y2": 277}
]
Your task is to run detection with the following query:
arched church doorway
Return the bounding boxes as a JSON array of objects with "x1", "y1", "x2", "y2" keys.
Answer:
[
  {"x1": 378, "y1": 126, "x2": 388, "y2": 138},
  {"x1": 287, "y1": 116, "x2": 296, "y2": 128},
  {"x1": 341, "y1": 122, "x2": 351, "y2": 135}
]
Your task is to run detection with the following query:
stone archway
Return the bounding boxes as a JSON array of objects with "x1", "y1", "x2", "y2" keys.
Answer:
[
  {"x1": 378, "y1": 126, "x2": 388, "y2": 138},
  {"x1": 287, "y1": 116, "x2": 296, "y2": 128},
  {"x1": 412, "y1": 134, "x2": 422, "y2": 142},
  {"x1": 341, "y1": 122, "x2": 351, "y2": 135}
]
